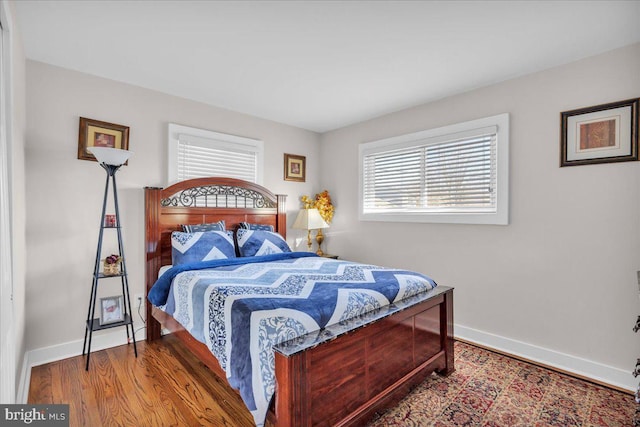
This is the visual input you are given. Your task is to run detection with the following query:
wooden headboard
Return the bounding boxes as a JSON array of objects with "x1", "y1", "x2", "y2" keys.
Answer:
[{"x1": 144, "y1": 177, "x2": 287, "y2": 340}]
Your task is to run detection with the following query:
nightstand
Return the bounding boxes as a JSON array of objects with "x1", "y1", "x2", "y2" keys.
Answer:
[{"x1": 320, "y1": 254, "x2": 339, "y2": 259}]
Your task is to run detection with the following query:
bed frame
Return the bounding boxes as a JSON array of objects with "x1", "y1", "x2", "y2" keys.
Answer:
[{"x1": 145, "y1": 177, "x2": 454, "y2": 427}]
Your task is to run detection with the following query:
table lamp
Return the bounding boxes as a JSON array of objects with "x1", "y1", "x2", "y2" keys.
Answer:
[{"x1": 292, "y1": 208, "x2": 329, "y2": 254}]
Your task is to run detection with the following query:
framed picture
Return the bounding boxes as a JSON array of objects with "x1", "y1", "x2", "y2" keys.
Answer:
[
  {"x1": 560, "y1": 98, "x2": 638, "y2": 167},
  {"x1": 78, "y1": 117, "x2": 130, "y2": 163},
  {"x1": 99, "y1": 295, "x2": 125, "y2": 325},
  {"x1": 284, "y1": 153, "x2": 306, "y2": 182}
]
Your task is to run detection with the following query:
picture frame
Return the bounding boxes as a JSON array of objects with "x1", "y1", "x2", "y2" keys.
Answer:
[
  {"x1": 284, "y1": 153, "x2": 306, "y2": 182},
  {"x1": 560, "y1": 98, "x2": 639, "y2": 167},
  {"x1": 78, "y1": 117, "x2": 130, "y2": 163},
  {"x1": 99, "y1": 295, "x2": 125, "y2": 325}
]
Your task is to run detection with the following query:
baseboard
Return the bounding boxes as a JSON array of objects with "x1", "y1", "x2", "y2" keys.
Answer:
[
  {"x1": 17, "y1": 328, "x2": 146, "y2": 404},
  {"x1": 18, "y1": 323, "x2": 636, "y2": 403},
  {"x1": 455, "y1": 324, "x2": 636, "y2": 393}
]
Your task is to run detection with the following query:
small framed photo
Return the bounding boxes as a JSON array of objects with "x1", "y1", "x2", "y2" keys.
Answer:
[
  {"x1": 284, "y1": 153, "x2": 306, "y2": 182},
  {"x1": 560, "y1": 98, "x2": 638, "y2": 167},
  {"x1": 78, "y1": 117, "x2": 130, "y2": 163},
  {"x1": 99, "y1": 295, "x2": 125, "y2": 325}
]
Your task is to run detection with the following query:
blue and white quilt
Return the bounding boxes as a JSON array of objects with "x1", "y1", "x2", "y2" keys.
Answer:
[{"x1": 148, "y1": 252, "x2": 437, "y2": 426}]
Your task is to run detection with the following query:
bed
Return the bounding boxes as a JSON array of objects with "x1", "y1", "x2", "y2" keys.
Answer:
[{"x1": 145, "y1": 177, "x2": 454, "y2": 427}]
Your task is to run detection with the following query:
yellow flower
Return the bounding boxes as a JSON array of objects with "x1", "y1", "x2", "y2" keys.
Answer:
[
  {"x1": 301, "y1": 190, "x2": 335, "y2": 224},
  {"x1": 300, "y1": 195, "x2": 314, "y2": 209}
]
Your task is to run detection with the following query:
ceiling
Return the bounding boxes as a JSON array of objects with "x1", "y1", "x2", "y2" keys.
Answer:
[{"x1": 14, "y1": 1, "x2": 640, "y2": 133}]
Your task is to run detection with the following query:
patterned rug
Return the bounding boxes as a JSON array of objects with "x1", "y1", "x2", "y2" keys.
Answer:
[{"x1": 368, "y1": 341, "x2": 635, "y2": 427}]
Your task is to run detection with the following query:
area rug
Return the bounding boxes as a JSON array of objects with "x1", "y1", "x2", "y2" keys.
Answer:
[{"x1": 368, "y1": 341, "x2": 635, "y2": 427}]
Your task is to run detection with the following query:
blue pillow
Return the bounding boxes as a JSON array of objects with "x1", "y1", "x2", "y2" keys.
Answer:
[
  {"x1": 171, "y1": 230, "x2": 235, "y2": 265},
  {"x1": 182, "y1": 220, "x2": 225, "y2": 233},
  {"x1": 239, "y1": 222, "x2": 274, "y2": 232},
  {"x1": 236, "y1": 229, "x2": 291, "y2": 257}
]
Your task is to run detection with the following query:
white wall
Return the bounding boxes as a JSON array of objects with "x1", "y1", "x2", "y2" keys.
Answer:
[
  {"x1": 0, "y1": 0, "x2": 27, "y2": 403},
  {"x1": 21, "y1": 41, "x2": 640, "y2": 391},
  {"x1": 24, "y1": 61, "x2": 320, "y2": 354},
  {"x1": 9, "y1": 10, "x2": 26, "y2": 402},
  {"x1": 320, "y1": 43, "x2": 640, "y2": 389}
]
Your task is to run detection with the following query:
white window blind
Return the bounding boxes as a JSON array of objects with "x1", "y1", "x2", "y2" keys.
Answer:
[
  {"x1": 177, "y1": 134, "x2": 258, "y2": 182},
  {"x1": 363, "y1": 131, "x2": 496, "y2": 212},
  {"x1": 168, "y1": 124, "x2": 263, "y2": 185},
  {"x1": 359, "y1": 114, "x2": 508, "y2": 225}
]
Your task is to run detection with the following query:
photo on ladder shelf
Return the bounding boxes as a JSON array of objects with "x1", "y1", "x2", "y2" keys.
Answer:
[{"x1": 99, "y1": 295, "x2": 124, "y2": 325}]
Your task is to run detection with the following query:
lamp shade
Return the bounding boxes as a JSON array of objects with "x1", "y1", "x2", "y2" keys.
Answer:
[
  {"x1": 292, "y1": 208, "x2": 329, "y2": 230},
  {"x1": 87, "y1": 147, "x2": 133, "y2": 166}
]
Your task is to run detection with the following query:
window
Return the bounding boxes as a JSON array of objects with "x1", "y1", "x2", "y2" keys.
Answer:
[
  {"x1": 359, "y1": 114, "x2": 509, "y2": 225},
  {"x1": 168, "y1": 123, "x2": 264, "y2": 185}
]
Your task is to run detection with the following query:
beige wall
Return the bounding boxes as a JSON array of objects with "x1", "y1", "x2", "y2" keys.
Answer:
[
  {"x1": 10, "y1": 19, "x2": 26, "y2": 401},
  {"x1": 24, "y1": 61, "x2": 320, "y2": 351},
  {"x1": 320, "y1": 43, "x2": 640, "y2": 385},
  {"x1": 5, "y1": 0, "x2": 26, "y2": 401},
  {"x1": 22, "y1": 41, "x2": 640, "y2": 389}
]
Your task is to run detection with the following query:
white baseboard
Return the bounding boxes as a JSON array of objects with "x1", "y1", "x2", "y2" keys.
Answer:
[
  {"x1": 455, "y1": 324, "x2": 636, "y2": 392},
  {"x1": 17, "y1": 328, "x2": 145, "y2": 404},
  {"x1": 18, "y1": 322, "x2": 636, "y2": 404}
]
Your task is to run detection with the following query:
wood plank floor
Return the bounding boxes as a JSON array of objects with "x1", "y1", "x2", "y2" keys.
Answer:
[
  {"x1": 28, "y1": 335, "x2": 257, "y2": 427},
  {"x1": 29, "y1": 335, "x2": 635, "y2": 426}
]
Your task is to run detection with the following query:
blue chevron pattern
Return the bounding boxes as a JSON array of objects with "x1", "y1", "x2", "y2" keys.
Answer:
[
  {"x1": 171, "y1": 230, "x2": 236, "y2": 265},
  {"x1": 236, "y1": 229, "x2": 292, "y2": 257},
  {"x1": 154, "y1": 253, "x2": 436, "y2": 426}
]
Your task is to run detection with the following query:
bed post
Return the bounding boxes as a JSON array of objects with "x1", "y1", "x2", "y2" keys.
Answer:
[
  {"x1": 440, "y1": 289, "x2": 455, "y2": 375},
  {"x1": 274, "y1": 351, "x2": 309, "y2": 427},
  {"x1": 145, "y1": 186, "x2": 163, "y2": 342},
  {"x1": 276, "y1": 194, "x2": 287, "y2": 239}
]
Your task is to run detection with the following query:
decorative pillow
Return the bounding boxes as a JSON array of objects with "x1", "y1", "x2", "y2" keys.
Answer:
[
  {"x1": 236, "y1": 229, "x2": 291, "y2": 257},
  {"x1": 171, "y1": 230, "x2": 235, "y2": 265},
  {"x1": 182, "y1": 220, "x2": 226, "y2": 233},
  {"x1": 238, "y1": 222, "x2": 274, "y2": 232}
]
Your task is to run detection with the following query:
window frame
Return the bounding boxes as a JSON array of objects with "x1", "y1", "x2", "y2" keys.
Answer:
[
  {"x1": 359, "y1": 113, "x2": 509, "y2": 225},
  {"x1": 167, "y1": 123, "x2": 264, "y2": 185}
]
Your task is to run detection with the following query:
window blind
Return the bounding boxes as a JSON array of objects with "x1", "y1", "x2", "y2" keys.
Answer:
[
  {"x1": 362, "y1": 128, "x2": 497, "y2": 213},
  {"x1": 176, "y1": 133, "x2": 259, "y2": 183},
  {"x1": 425, "y1": 134, "x2": 496, "y2": 209}
]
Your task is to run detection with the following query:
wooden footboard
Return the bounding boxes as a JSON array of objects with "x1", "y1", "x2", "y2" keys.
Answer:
[
  {"x1": 150, "y1": 287, "x2": 453, "y2": 427},
  {"x1": 273, "y1": 287, "x2": 454, "y2": 427}
]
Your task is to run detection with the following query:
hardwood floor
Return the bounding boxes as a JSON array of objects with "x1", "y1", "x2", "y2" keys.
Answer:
[
  {"x1": 29, "y1": 335, "x2": 634, "y2": 427},
  {"x1": 28, "y1": 335, "x2": 256, "y2": 427}
]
